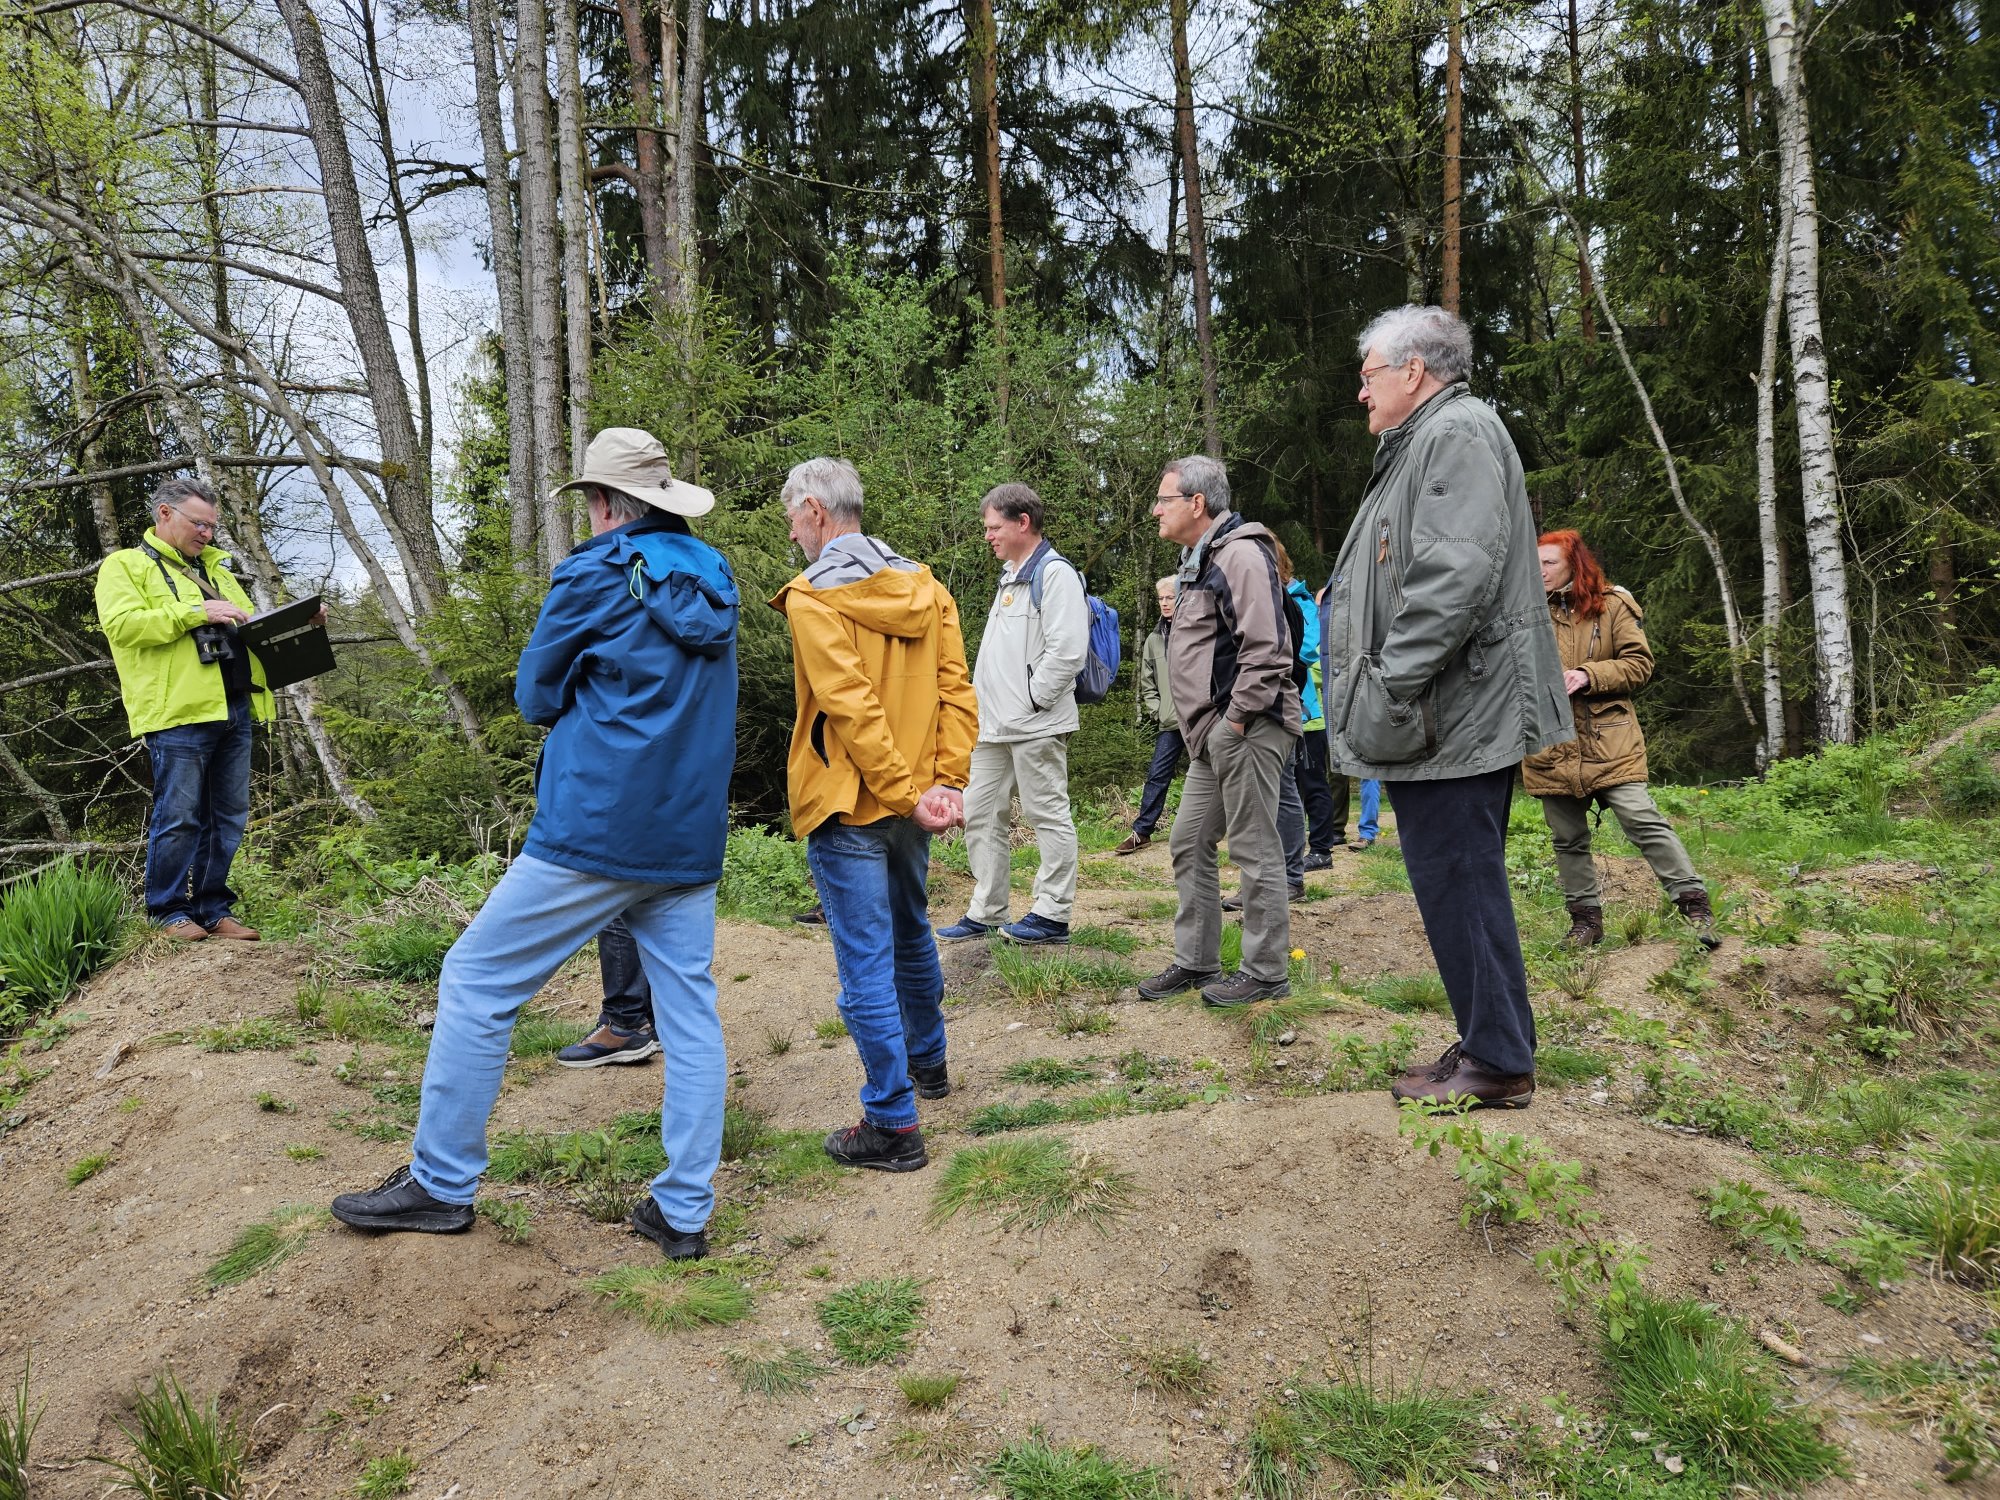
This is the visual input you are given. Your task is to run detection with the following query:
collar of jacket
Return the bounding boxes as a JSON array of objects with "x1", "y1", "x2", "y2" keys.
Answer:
[
  {"x1": 571, "y1": 512, "x2": 685, "y2": 557},
  {"x1": 1369, "y1": 380, "x2": 1471, "y2": 475},
  {"x1": 143, "y1": 527, "x2": 232, "y2": 573},
  {"x1": 1181, "y1": 510, "x2": 1245, "y2": 583}
]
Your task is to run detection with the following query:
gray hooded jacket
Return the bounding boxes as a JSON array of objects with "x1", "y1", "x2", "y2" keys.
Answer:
[{"x1": 1319, "y1": 382, "x2": 1572, "y2": 780}]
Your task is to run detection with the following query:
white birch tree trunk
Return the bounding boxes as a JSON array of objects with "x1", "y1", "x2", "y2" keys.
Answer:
[
  {"x1": 515, "y1": 0, "x2": 569, "y2": 570},
  {"x1": 676, "y1": 0, "x2": 706, "y2": 318},
  {"x1": 1754, "y1": 138, "x2": 1795, "y2": 767}
]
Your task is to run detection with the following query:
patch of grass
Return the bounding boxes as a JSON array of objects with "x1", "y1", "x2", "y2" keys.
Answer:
[
  {"x1": 283, "y1": 1144, "x2": 324, "y2": 1162},
  {"x1": 764, "y1": 1027, "x2": 793, "y2": 1056},
  {"x1": 1000, "y1": 1057, "x2": 1097, "y2": 1086},
  {"x1": 199, "y1": 1017, "x2": 298, "y2": 1053},
  {"x1": 1841, "y1": 1353, "x2": 2000, "y2": 1481},
  {"x1": 726, "y1": 1346, "x2": 822, "y2": 1397},
  {"x1": 65, "y1": 1152, "x2": 111, "y2": 1186},
  {"x1": 292, "y1": 969, "x2": 332, "y2": 1026},
  {"x1": 0, "y1": 858, "x2": 126, "y2": 1033},
  {"x1": 589, "y1": 1261, "x2": 755, "y2": 1331},
  {"x1": 740, "y1": 1127, "x2": 848, "y2": 1194},
  {"x1": 898, "y1": 1371, "x2": 961, "y2": 1409},
  {"x1": 355, "y1": 1450, "x2": 414, "y2": 1497},
  {"x1": 507, "y1": 1008, "x2": 575, "y2": 1058},
  {"x1": 206, "y1": 1204, "x2": 328, "y2": 1289},
  {"x1": 1352, "y1": 846, "x2": 1413, "y2": 894},
  {"x1": 984, "y1": 1433, "x2": 1177, "y2": 1499},
  {"x1": 930, "y1": 1136, "x2": 1136, "y2": 1233},
  {"x1": 1131, "y1": 1340, "x2": 1209, "y2": 1401},
  {"x1": 117, "y1": 1094, "x2": 143, "y2": 1113},
  {"x1": 475, "y1": 1200, "x2": 533, "y2": 1244},
  {"x1": 1604, "y1": 1294, "x2": 1843, "y2": 1489},
  {"x1": 488, "y1": 1121, "x2": 666, "y2": 1191},
  {"x1": 1244, "y1": 1365, "x2": 1487, "y2": 1498},
  {"x1": 1047, "y1": 1001, "x2": 1117, "y2": 1037},
  {"x1": 812, "y1": 1015, "x2": 848, "y2": 1040},
  {"x1": 1070, "y1": 925, "x2": 1139, "y2": 955},
  {"x1": 1827, "y1": 1078, "x2": 1929, "y2": 1151},
  {"x1": 348, "y1": 916, "x2": 457, "y2": 983},
  {"x1": 96, "y1": 1370, "x2": 249, "y2": 1500},
  {"x1": 1, "y1": 1351, "x2": 42, "y2": 1500},
  {"x1": 321, "y1": 990, "x2": 405, "y2": 1043},
  {"x1": 1320, "y1": 1025, "x2": 1420, "y2": 1092},
  {"x1": 1356, "y1": 972, "x2": 1450, "y2": 1015},
  {"x1": 1884, "y1": 1140, "x2": 2000, "y2": 1283},
  {"x1": 888, "y1": 1421, "x2": 977, "y2": 1470},
  {"x1": 817, "y1": 1277, "x2": 926, "y2": 1365},
  {"x1": 1226, "y1": 988, "x2": 1358, "y2": 1044},
  {"x1": 1540, "y1": 948, "x2": 1607, "y2": 1007},
  {"x1": 1535, "y1": 1045, "x2": 1612, "y2": 1084},
  {"x1": 1124, "y1": 897, "x2": 1179, "y2": 921},
  {"x1": 254, "y1": 1092, "x2": 295, "y2": 1114},
  {"x1": 721, "y1": 1102, "x2": 770, "y2": 1160},
  {"x1": 996, "y1": 945, "x2": 1136, "y2": 1001}
]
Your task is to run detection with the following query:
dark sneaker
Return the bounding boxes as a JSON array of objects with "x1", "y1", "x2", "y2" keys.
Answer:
[
  {"x1": 1562, "y1": 903, "x2": 1605, "y2": 949},
  {"x1": 793, "y1": 906, "x2": 826, "y2": 926},
  {"x1": 1289, "y1": 884, "x2": 1307, "y2": 903},
  {"x1": 910, "y1": 1059, "x2": 951, "y2": 1099},
  {"x1": 557, "y1": 1024, "x2": 661, "y2": 1069},
  {"x1": 824, "y1": 1120, "x2": 928, "y2": 1172},
  {"x1": 1113, "y1": 832, "x2": 1151, "y2": 856},
  {"x1": 1136, "y1": 963, "x2": 1221, "y2": 1001},
  {"x1": 1221, "y1": 894, "x2": 1243, "y2": 913},
  {"x1": 1673, "y1": 890, "x2": 1722, "y2": 951},
  {"x1": 1001, "y1": 913, "x2": 1070, "y2": 945},
  {"x1": 331, "y1": 1164, "x2": 473, "y2": 1234},
  {"x1": 936, "y1": 917, "x2": 992, "y2": 942},
  {"x1": 1302, "y1": 851, "x2": 1333, "y2": 872},
  {"x1": 1390, "y1": 1045, "x2": 1534, "y2": 1109},
  {"x1": 630, "y1": 1194, "x2": 708, "y2": 1260},
  {"x1": 1200, "y1": 972, "x2": 1291, "y2": 1007}
]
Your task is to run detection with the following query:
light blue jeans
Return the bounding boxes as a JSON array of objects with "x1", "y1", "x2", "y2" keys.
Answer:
[{"x1": 409, "y1": 855, "x2": 725, "y2": 1233}]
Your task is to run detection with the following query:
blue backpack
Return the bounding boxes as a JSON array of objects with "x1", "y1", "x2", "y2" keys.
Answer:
[{"x1": 1020, "y1": 542, "x2": 1122, "y2": 705}]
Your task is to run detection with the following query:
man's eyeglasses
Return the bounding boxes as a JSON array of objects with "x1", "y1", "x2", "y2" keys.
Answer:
[
  {"x1": 167, "y1": 507, "x2": 216, "y2": 536},
  {"x1": 1151, "y1": 490, "x2": 1203, "y2": 511},
  {"x1": 1359, "y1": 360, "x2": 1411, "y2": 389}
]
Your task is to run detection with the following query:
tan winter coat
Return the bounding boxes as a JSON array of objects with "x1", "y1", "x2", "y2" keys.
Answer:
[{"x1": 1520, "y1": 585, "x2": 1652, "y2": 798}]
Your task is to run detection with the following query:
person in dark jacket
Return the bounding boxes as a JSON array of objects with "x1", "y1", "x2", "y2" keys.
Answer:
[
  {"x1": 1320, "y1": 306, "x2": 1572, "y2": 1109},
  {"x1": 1115, "y1": 577, "x2": 1185, "y2": 854},
  {"x1": 333, "y1": 428, "x2": 739, "y2": 1260},
  {"x1": 1137, "y1": 455, "x2": 1302, "y2": 1007}
]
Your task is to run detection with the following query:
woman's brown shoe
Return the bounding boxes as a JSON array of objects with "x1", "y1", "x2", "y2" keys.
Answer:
[{"x1": 161, "y1": 919, "x2": 208, "y2": 943}]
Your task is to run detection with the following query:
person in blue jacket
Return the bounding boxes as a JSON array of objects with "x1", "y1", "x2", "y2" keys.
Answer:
[{"x1": 332, "y1": 429, "x2": 739, "y2": 1260}]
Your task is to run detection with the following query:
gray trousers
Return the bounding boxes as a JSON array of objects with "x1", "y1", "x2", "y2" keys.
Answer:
[
  {"x1": 1538, "y1": 782, "x2": 1703, "y2": 905},
  {"x1": 965, "y1": 735, "x2": 1078, "y2": 924},
  {"x1": 1171, "y1": 717, "x2": 1297, "y2": 983}
]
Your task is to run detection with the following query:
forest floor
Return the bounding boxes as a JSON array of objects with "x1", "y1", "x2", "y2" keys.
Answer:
[{"x1": 5, "y1": 787, "x2": 2000, "y2": 1499}]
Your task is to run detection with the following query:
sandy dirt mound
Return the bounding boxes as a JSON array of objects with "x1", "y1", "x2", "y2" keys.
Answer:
[{"x1": 0, "y1": 853, "x2": 1984, "y2": 1497}]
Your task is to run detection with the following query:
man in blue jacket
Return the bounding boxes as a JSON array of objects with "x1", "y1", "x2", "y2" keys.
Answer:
[{"x1": 332, "y1": 429, "x2": 739, "y2": 1259}]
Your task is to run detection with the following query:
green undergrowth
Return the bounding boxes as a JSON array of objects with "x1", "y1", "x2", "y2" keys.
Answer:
[
  {"x1": 817, "y1": 1277, "x2": 926, "y2": 1365},
  {"x1": 96, "y1": 1369, "x2": 250, "y2": 1499},
  {"x1": 930, "y1": 1136, "x2": 1136, "y2": 1234},
  {"x1": 347, "y1": 915, "x2": 458, "y2": 982},
  {"x1": 590, "y1": 1259, "x2": 757, "y2": 1331},
  {"x1": 717, "y1": 824, "x2": 816, "y2": 925},
  {"x1": 1245, "y1": 1362, "x2": 1487, "y2": 1498},
  {"x1": 0, "y1": 858, "x2": 128, "y2": 1035},
  {"x1": 2, "y1": 1352, "x2": 41, "y2": 1500},
  {"x1": 994, "y1": 944, "x2": 1136, "y2": 1000},
  {"x1": 983, "y1": 1432, "x2": 1177, "y2": 1498}
]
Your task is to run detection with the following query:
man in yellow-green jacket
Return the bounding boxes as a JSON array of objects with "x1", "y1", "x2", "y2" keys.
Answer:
[{"x1": 95, "y1": 478, "x2": 277, "y2": 943}]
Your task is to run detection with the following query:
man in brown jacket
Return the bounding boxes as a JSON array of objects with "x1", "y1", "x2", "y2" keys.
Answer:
[{"x1": 1136, "y1": 455, "x2": 1302, "y2": 1006}]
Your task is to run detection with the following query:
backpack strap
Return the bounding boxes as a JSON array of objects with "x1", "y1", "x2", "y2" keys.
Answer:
[{"x1": 1011, "y1": 538, "x2": 1059, "y2": 611}]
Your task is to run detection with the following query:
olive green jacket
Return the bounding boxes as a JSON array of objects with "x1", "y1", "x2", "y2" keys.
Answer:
[
  {"x1": 1136, "y1": 622, "x2": 1177, "y2": 731},
  {"x1": 1320, "y1": 383, "x2": 1572, "y2": 780},
  {"x1": 95, "y1": 530, "x2": 274, "y2": 739}
]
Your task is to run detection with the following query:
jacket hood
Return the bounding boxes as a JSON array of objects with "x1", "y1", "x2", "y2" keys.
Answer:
[{"x1": 771, "y1": 563, "x2": 945, "y2": 642}]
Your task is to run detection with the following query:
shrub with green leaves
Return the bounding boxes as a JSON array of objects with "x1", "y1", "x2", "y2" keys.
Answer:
[
  {"x1": 0, "y1": 858, "x2": 126, "y2": 1034},
  {"x1": 1700, "y1": 1178, "x2": 1807, "y2": 1262},
  {"x1": 1320, "y1": 1025, "x2": 1419, "y2": 1091},
  {"x1": 1832, "y1": 934, "x2": 1986, "y2": 1058},
  {"x1": 717, "y1": 825, "x2": 815, "y2": 925},
  {"x1": 1932, "y1": 739, "x2": 2000, "y2": 816},
  {"x1": 348, "y1": 916, "x2": 458, "y2": 983}
]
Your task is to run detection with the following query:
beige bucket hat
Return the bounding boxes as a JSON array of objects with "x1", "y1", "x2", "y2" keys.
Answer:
[{"x1": 554, "y1": 427, "x2": 716, "y2": 517}]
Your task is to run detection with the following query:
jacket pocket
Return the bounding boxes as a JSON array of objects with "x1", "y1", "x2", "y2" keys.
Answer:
[
  {"x1": 1343, "y1": 656, "x2": 1436, "y2": 765},
  {"x1": 810, "y1": 711, "x2": 831, "y2": 767}
]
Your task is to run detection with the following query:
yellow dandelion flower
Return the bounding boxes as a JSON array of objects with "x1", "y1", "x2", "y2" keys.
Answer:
[{"x1": 1289, "y1": 947, "x2": 1306, "y2": 961}]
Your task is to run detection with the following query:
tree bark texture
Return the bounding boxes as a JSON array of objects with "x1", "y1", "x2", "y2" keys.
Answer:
[
  {"x1": 553, "y1": 0, "x2": 594, "y2": 477},
  {"x1": 613, "y1": 0, "x2": 675, "y2": 294},
  {"x1": 677, "y1": 0, "x2": 706, "y2": 315},
  {"x1": 1761, "y1": 0, "x2": 1855, "y2": 742},
  {"x1": 1170, "y1": 0, "x2": 1222, "y2": 460},
  {"x1": 1754, "y1": 124, "x2": 1795, "y2": 766},
  {"x1": 515, "y1": 0, "x2": 569, "y2": 569},
  {"x1": 971, "y1": 0, "x2": 1007, "y2": 419},
  {"x1": 1441, "y1": 0, "x2": 1463, "y2": 315},
  {"x1": 1566, "y1": 0, "x2": 1595, "y2": 340}
]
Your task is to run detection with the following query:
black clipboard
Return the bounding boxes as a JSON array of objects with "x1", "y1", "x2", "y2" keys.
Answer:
[{"x1": 236, "y1": 595, "x2": 335, "y2": 690}]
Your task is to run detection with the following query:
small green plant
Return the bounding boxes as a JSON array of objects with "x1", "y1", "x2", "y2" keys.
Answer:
[
  {"x1": 355, "y1": 1450, "x2": 414, "y2": 1497},
  {"x1": 1541, "y1": 947, "x2": 1606, "y2": 1007},
  {"x1": 475, "y1": 1199, "x2": 533, "y2": 1244},
  {"x1": 898, "y1": 1371, "x2": 961, "y2": 1409},
  {"x1": 1320, "y1": 1025, "x2": 1419, "y2": 1091},
  {"x1": 816, "y1": 1277, "x2": 926, "y2": 1365},
  {"x1": 930, "y1": 1137, "x2": 1136, "y2": 1234},
  {"x1": 999, "y1": 1057, "x2": 1096, "y2": 1086},
  {"x1": 1637, "y1": 1059, "x2": 1776, "y2": 1142},
  {"x1": 1604, "y1": 1009, "x2": 1671, "y2": 1049},
  {"x1": 1534, "y1": 1045, "x2": 1611, "y2": 1083},
  {"x1": 198, "y1": 1018, "x2": 298, "y2": 1053},
  {"x1": 507, "y1": 1008, "x2": 575, "y2": 1058},
  {"x1": 812, "y1": 1015, "x2": 848, "y2": 1040},
  {"x1": 0, "y1": 858, "x2": 126, "y2": 1033},
  {"x1": 590, "y1": 1261, "x2": 755, "y2": 1331},
  {"x1": 348, "y1": 916, "x2": 458, "y2": 983},
  {"x1": 1700, "y1": 1178, "x2": 1808, "y2": 1262},
  {"x1": 1, "y1": 1352, "x2": 42, "y2": 1500},
  {"x1": 1619, "y1": 906, "x2": 1656, "y2": 946},
  {"x1": 1069, "y1": 924, "x2": 1139, "y2": 955},
  {"x1": 254, "y1": 1092, "x2": 295, "y2": 1114},
  {"x1": 322, "y1": 990, "x2": 404, "y2": 1043},
  {"x1": 206, "y1": 1205, "x2": 328, "y2": 1289},
  {"x1": 117, "y1": 1094, "x2": 143, "y2": 1113},
  {"x1": 1646, "y1": 937, "x2": 1717, "y2": 1005},
  {"x1": 65, "y1": 1152, "x2": 112, "y2": 1186},
  {"x1": 1047, "y1": 1000, "x2": 1116, "y2": 1037},
  {"x1": 96, "y1": 1370, "x2": 250, "y2": 1500},
  {"x1": 283, "y1": 1144, "x2": 323, "y2": 1162},
  {"x1": 1130, "y1": 1340, "x2": 1209, "y2": 1401},
  {"x1": 717, "y1": 824, "x2": 817, "y2": 924},
  {"x1": 1358, "y1": 973, "x2": 1451, "y2": 1015},
  {"x1": 1841, "y1": 1351, "x2": 2000, "y2": 1481},
  {"x1": 1828, "y1": 1224, "x2": 1920, "y2": 1297},
  {"x1": 1832, "y1": 935, "x2": 1984, "y2": 1059},
  {"x1": 965, "y1": 1084, "x2": 1195, "y2": 1136},
  {"x1": 764, "y1": 1027, "x2": 793, "y2": 1056},
  {"x1": 726, "y1": 1346, "x2": 822, "y2": 1397},
  {"x1": 1244, "y1": 1365, "x2": 1488, "y2": 1498},
  {"x1": 995, "y1": 945, "x2": 1136, "y2": 1001},
  {"x1": 292, "y1": 969, "x2": 332, "y2": 1025},
  {"x1": 1887, "y1": 1140, "x2": 2000, "y2": 1284},
  {"x1": 983, "y1": 1433, "x2": 1176, "y2": 1498}
]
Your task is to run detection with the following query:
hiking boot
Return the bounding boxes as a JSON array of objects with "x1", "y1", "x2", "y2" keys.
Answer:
[
  {"x1": 1136, "y1": 963, "x2": 1221, "y2": 1001},
  {"x1": 331, "y1": 1164, "x2": 474, "y2": 1234},
  {"x1": 1289, "y1": 884, "x2": 1307, "y2": 903},
  {"x1": 1221, "y1": 894, "x2": 1243, "y2": 913},
  {"x1": 1201, "y1": 972, "x2": 1291, "y2": 1007},
  {"x1": 1001, "y1": 913, "x2": 1070, "y2": 945},
  {"x1": 793, "y1": 906, "x2": 826, "y2": 926},
  {"x1": 1302, "y1": 851, "x2": 1333, "y2": 872},
  {"x1": 557, "y1": 1024, "x2": 661, "y2": 1069},
  {"x1": 1113, "y1": 832, "x2": 1151, "y2": 856},
  {"x1": 1390, "y1": 1044, "x2": 1534, "y2": 1110},
  {"x1": 1562, "y1": 903, "x2": 1604, "y2": 949},
  {"x1": 161, "y1": 919, "x2": 207, "y2": 943},
  {"x1": 935, "y1": 917, "x2": 992, "y2": 943},
  {"x1": 910, "y1": 1058, "x2": 951, "y2": 1099},
  {"x1": 1674, "y1": 889, "x2": 1722, "y2": 950},
  {"x1": 208, "y1": 917, "x2": 260, "y2": 941},
  {"x1": 1348, "y1": 838, "x2": 1376, "y2": 851},
  {"x1": 629, "y1": 1194, "x2": 708, "y2": 1260},
  {"x1": 823, "y1": 1120, "x2": 928, "y2": 1172}
]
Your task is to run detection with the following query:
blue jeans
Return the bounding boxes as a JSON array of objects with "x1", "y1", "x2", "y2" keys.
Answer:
[
  {"x1": 1132, "y1": 728, "x2": 1186, "y2": 839},
  {"x1": 143, "y1": 697, "x2": 253, "y2": 927},
  {"x1": 806, "y1": 817, "x2": 947, "y2": 1130},
  {"x1": 1357, "y1": 778, "x2": 1381, "y2": 841},
  {"x1": 410, "y1": 855, "x2": 725, "y2": 1232}
]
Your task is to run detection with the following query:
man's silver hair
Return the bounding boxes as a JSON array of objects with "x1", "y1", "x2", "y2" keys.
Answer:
[
  {"x1": 1162, "y1": 454, "x2": 1230, "y2": 519},
  {"x1": 596, "y1": 486, "x2": 649, "y2": 523},
  {"x1": 1356, "y1": 305, "x2": 1474, "y2": 385},
  {"x1": 781, "y1": 456, "x2": 864, "y2": 523}
]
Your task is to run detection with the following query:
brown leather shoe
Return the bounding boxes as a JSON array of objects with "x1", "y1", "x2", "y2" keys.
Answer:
[
  {"x1": 1673, "y1": 890, "x2": 1721, "y2": 951},
  {"x1": 1390, "y1": 1042, "x2": 1534, "y2": 1109},
  {"x1": 1113, "y1": 832, "x2": 1150, "y2": 856},
  {"x1": 161, "y1": 919, "x2": 208, "y2": 943},
  {"x1": 1562, "y1": 902, "x2": 1604, "y2": 948},
  {"x1": 208, "y1": 917, "x2": 261, "y2": 942}
]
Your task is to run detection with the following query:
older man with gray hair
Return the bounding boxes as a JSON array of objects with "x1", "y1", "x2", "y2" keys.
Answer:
[
  {"x1": 1319, "y1": 306, "x2": 1572, "y2": 1109},
  {"x1": 1136, "y1": 454, "x2": 1302, "y2": 1007},
  {"x1": 772, "y1": 457, "x2": 978, "y2": 1171}
]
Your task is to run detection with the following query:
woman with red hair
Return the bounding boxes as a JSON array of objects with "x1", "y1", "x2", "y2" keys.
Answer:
[{"x1": 1521, "y1": 531, "x2": 1717, "y2": 948}]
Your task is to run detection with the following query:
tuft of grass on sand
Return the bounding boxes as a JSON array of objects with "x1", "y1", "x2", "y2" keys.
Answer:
[
  {"x1": 206, "y1": 1205, "x2": 329, "y2": 1289},
  {"x1": 589, "y1": 1261, "x2": 756, "y2": 1332},
  {"x1": 726, "y1": 1346, "x2": 823, "y2": 1398},
  {"x1": 816, "y1": 1277, "x2": 926, "y2": 1366},
  {"x1": 929, "y1": 1136, "x2": 1136, "y2": 1234}
]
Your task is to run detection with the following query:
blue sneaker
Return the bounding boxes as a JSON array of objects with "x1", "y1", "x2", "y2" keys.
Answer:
[
  {"x1": 1001, "y1": 913, "x2": 1070, "y2": 945},
  {"x1": 935, "y1": 917, "x2": 993, "y2": 942},
  {"x1": 557, "y1": 1024, "x2": 661, "y2": 1069}
]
